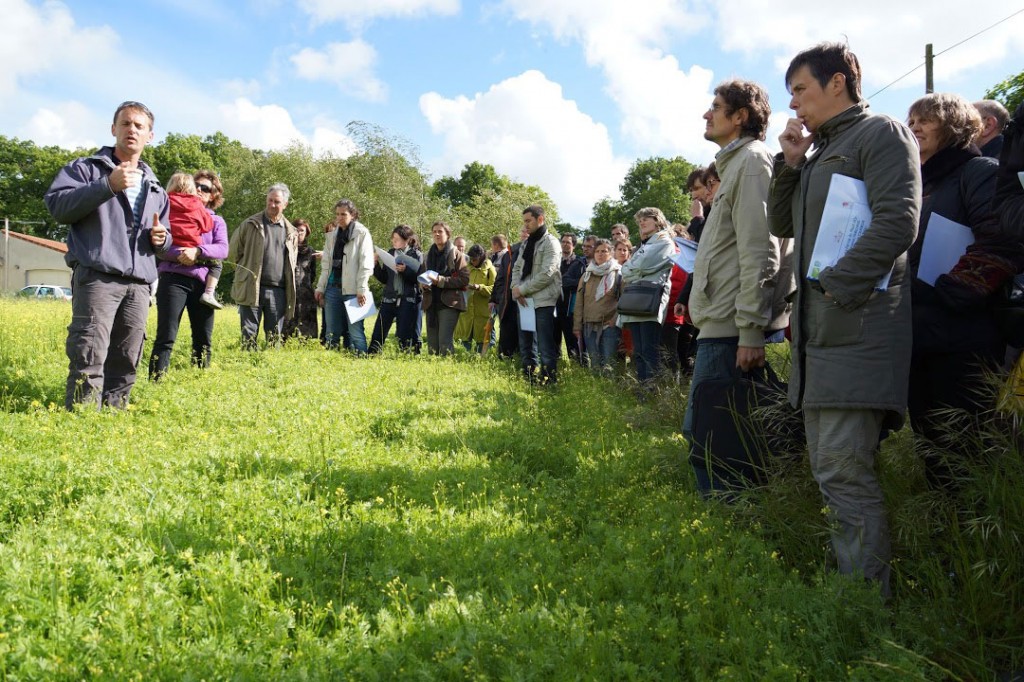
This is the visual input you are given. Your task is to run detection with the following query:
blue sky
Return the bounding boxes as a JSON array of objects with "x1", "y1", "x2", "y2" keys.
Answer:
[{"x1": 3, "y1": 0, "x2": 1022, "y2": 225}]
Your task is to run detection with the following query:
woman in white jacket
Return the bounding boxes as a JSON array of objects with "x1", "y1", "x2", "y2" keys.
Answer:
[
  {"x1": 315, "y1": 199, "x2": 374, "y2": 353},
  {"x1": 619, "y1": 207, "x2": 676, "y2": 389}
]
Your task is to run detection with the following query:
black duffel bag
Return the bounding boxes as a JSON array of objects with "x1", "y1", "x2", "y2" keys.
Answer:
[
  {"x1": 617, "y1": 279, "x2": 664, "y2": 316},
  {"x1": 688, "y1": 363, "x2": 804, "y2": 497}
]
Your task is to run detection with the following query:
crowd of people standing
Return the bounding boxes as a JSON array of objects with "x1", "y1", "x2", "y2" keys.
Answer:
[{"x1": 44, "y1": 39, "x2": 1024, "y2": 601}]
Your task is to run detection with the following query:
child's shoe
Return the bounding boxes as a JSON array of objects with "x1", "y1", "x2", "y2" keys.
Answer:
[{"x1": 200, "y1": 292, "x2": 223, "y2": 310}]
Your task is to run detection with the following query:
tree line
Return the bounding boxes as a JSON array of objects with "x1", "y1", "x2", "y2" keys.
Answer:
[
  {"x1": 0, "y1": 123, "x2": 562, "y2": 254},
  {"x1": 1, "y1": 120, "x2": 707, "y2": 249},
  {"x1": 5, "y1": 67, "x2": 1016, "y2": 250}
]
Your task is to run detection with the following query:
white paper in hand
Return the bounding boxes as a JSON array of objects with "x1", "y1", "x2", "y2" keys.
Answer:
[
  {"x1": 807, "y1": 174, "x2": 892, "y2": 290},
  {"x1": 344, "y1": 293, "x2": 376, "y2": 323},
  {"x1": 375, "y1": 247, "x2": 397, "y2": 272},
  {"x1": 518, "y1": 298, "x2": 537, "y2": 332},
  {"x1": 916, "y1": 213, "x2": 974, "y2": 287}
]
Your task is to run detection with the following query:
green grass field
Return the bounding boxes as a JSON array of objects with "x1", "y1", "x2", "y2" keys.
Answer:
[{"x1": 0, "y1": 298, "x2": 1020, "y2": 680}]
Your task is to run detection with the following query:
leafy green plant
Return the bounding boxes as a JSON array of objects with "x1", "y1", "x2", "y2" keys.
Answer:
[{"x1": 2, "y1": 298, "x2": 1014, "y2": 679}]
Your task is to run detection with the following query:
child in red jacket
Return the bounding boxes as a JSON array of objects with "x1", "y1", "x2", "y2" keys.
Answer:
[{"x1": 166, "y1": 173, "x2": 220, "y2": 308}]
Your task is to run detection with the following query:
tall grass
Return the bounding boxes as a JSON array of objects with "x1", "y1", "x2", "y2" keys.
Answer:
[{"x1": 0, "y1": 297, "x2": 1014, "y2": 678}]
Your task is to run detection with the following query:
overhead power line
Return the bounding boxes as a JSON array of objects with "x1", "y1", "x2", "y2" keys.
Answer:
[{"x1": 867, "y1": 8, "x2": 1024, "y2": 100}]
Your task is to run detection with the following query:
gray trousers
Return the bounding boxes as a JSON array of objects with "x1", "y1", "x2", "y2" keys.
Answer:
[
  {"x1": 65, "y1": 266, "x2": 150, "y2": 410},
  {"x1": 426, "y1": 306, "x2": 459, "y2": 356},
  {"x1": 805, "y1": 407, "x2": 891, "y2": 597},
  {"x1": 239, "y1": 285, "x2": 286, "y2": 350}
]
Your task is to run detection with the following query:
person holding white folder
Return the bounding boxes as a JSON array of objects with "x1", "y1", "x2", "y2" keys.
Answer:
[
  {"x1": 905, "y1": 93, "x2": 1009, "y2": 490},
  {"x1": 315, "y1": 199, "x2": 374, "y2": 354},
  {"x1": 769, "y1": 42, "x2": 921, "y2": 599}
]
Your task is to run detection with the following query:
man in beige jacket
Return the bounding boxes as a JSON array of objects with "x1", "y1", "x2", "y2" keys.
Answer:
[{"x1": 681, "y1": 79, "x2": 793, "y2": 495}]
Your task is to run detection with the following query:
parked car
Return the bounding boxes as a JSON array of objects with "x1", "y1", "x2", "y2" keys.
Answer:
[{"x1": 17, "y1": 284, "x2": 72, "y2": 301}]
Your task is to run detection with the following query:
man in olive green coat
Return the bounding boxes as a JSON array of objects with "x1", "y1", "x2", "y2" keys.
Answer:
[
  {"x1": 229, "y1": 183, "x2": 298, "y2": 349},
  {"x1": 768, "y1": 43, "x2": 921, "y2": 598}
]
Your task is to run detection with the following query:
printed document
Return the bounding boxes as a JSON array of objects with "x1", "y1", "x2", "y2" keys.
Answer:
[{"x1": 807, "y1": 174, "x2": 891, "y2": 290}]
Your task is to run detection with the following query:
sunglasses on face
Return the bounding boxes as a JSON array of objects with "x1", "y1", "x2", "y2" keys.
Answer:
[{"x1": 196, "y1": 183, "x2": 213, "y2": 193}]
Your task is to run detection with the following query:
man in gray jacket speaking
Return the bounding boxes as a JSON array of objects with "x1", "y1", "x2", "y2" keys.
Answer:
[
  {"x1": 769, "y1": 43, "x2": 921, "y2": 597},
  {"x1": 45, "y1": 101, "x2": 171, "y2": 410}
]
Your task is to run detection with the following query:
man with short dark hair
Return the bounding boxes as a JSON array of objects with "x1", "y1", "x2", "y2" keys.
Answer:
[
  {"x1": 685, "y1": 167, "x2": 709, "y2": 242},
  {"x1": 512, "y1": 205, "x2": 561, "y2": 384},
  {"x1": 769, "y1": 42, "x2": 921, "y2": 597},
  {"x1": 45, "y1": 100, "x2": 171, "y2": 410},
  {"x1": 581, "y1": 234, "x2": 597, "y2": 264},
  {"x1": 682, "y1": 79, "x2": 794, "y2": 495},
  {"x1": 610, "y1": 223, "x2": 629, "y2": 243},
  {"x1": 974, "y1": 99, "x2": 1009, "y2": 158},
  {"x1": 229, "y1": 184, "x2": 298, "y2": 349}
]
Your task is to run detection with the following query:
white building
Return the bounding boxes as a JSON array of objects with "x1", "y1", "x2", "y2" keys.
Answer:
[{"x1": 1, "y1": 228, "x2": 72, "y2": 292}]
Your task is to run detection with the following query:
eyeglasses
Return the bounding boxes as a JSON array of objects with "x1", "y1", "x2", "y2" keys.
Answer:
[{"x1": 196, "y1": 183, "x2": 213, "y2": 193}]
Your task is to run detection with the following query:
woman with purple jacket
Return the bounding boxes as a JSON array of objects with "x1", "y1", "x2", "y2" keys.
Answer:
[{"x1": 148, "y1": 170, "x2": 229, "y2": 379}]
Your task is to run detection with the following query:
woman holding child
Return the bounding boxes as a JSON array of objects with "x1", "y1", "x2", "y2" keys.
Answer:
[{"x1": 148, "y1": 170, "x2": 229, "y2": 379}]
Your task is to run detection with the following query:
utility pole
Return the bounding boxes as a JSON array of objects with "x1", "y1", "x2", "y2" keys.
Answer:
[{"x1": 925, "y1": 43, "x2": 934, "y2": 93}]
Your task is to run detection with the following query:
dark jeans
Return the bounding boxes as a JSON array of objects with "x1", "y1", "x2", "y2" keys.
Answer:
[
  {"x1": 497, "y1": 303, "x2": 519, "y2": 359},
  {"x1": 554, "y1": 292, "x2": 582, "y2": 363},
  {"x1": 660, "y1": 322, "x2": 681, "y2": 375},
  {"x1": 150, "y1": 272, "x2": 215, "y2": 379},
  {"x1": 324, "y1": 286, "x2": 367, "y2": 353},
  {"x1": 65, "y1": 266, "x2": 150, "y2": 410},
  {"x1": 370, "y1": 299, "x2": 422, "y2": 353},
  {"x1": 626, "y1": 320, "x2": 662, "y2": 385},
  {"x1": 582, "y1": 324, "x2": 620, "y2": 370},
  {"x1": 518, "y1": 305, "x2": 558, "y2": 384},
  {"x1": 239, "y1": 285, "x2": 286, "y2": 350}
]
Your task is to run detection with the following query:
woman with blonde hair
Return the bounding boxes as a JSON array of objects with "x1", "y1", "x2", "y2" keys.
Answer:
[{"x1": 618, "y1": 207, "x2": 675, "y2": 390}]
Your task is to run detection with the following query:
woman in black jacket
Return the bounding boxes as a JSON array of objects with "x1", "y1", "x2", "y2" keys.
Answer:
[
  {"x1": 420, "y1": 221, "x2": 469, "y2": 355},
  {"x1": 284, "y1": 219, "x2": 319, "y2": 340},
  {"x1": 906, "y1": 93, "x2": 1015, "y2": 488},
  {"x1": 369, "y1": 224, "x2": 423, "y2": 353}
]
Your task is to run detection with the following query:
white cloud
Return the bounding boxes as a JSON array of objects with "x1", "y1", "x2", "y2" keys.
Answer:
[
  {"x1": 297, "y1": 0, "x2": 459, "y2": 26},
  {"x1": 217, "y1": 98, "x2": 306, "y2": 150},
  {"x1": 421, "y1": 70, "x2": 628, "y2": 225},
  {"x1": 311, "y1": 127, "x2": 359, "y2": 158},
  {"x1": 500, "y1": 0, "x2": 717, "y2": 162},
  {"x1": 0, "y1": 0, "x2": 118, "y2": 98},
  {"x1": 19, "y1": 102, "x2": 102, "y2": 150},
  {"x1": 290, "y1": 40, "x2": 387, "y2": 102},
  {"x1": 711, "y1": 1, "x2": 1024, "y2": 92}
]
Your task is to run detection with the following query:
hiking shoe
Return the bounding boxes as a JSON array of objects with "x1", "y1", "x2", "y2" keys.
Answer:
[{"x1": 200, "y1": 293, "x2": 223, "y2": 310}]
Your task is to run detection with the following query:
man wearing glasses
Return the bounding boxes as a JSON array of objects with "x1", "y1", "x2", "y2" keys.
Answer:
[{"x1": 45, "y1": 100, "x2": 171, "y2": 410}]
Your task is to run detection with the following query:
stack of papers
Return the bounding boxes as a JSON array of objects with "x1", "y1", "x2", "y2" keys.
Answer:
[{"x1": 807, "y1": 174, "x2": 892, "y2": 291}]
